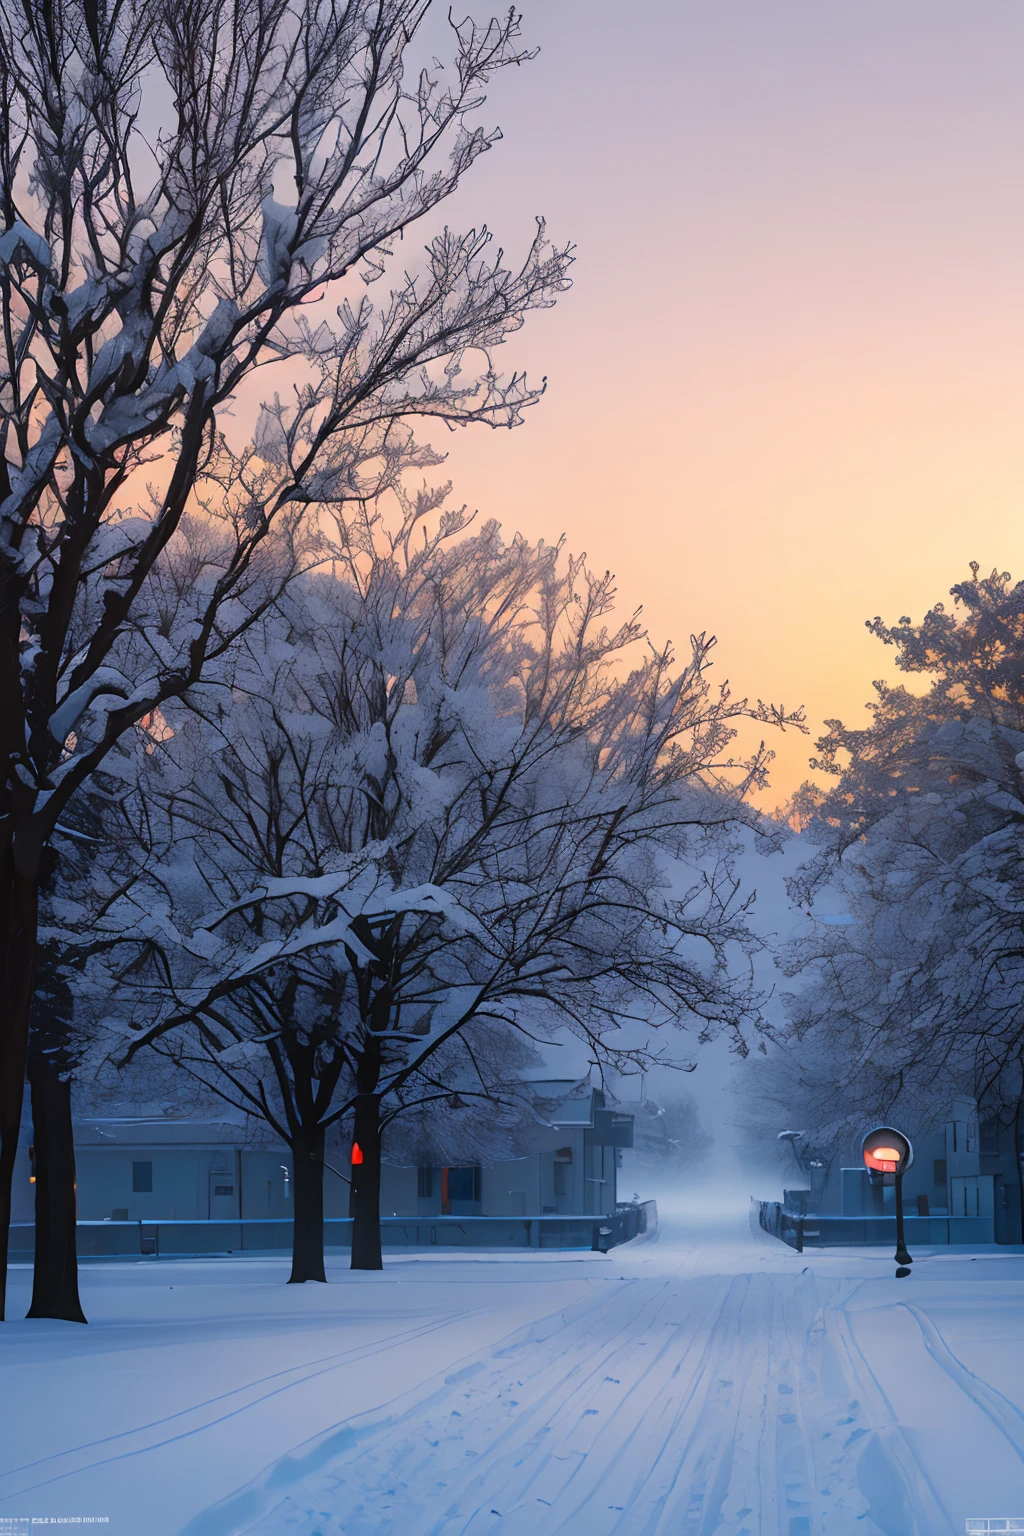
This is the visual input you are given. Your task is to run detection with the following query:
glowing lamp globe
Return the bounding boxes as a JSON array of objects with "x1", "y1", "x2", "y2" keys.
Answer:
[{"x1": 861, "y1": 1126, "x2": 913, "y2": 1175}]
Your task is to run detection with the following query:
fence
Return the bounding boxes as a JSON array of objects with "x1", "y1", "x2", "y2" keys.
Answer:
[
  {"x1": 596, "y1": 1199, "x2": 658, "y2": 1251},
  {"x1": 9, "y1": 1203, "x2": 658, "y2": 1262},
  {"x1": 752, "y1": 1198, "x2": 999, "y2": 1252},
  {"x1": 752, "y1": 1198, "x2": 807, "y2": 1252}
]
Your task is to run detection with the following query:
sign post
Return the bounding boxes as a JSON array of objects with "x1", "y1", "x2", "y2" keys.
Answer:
[{"x1": 862, "y1": 1126, "x2": 914, "y2": 1277}]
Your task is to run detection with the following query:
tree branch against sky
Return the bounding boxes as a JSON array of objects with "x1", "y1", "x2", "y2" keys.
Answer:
[{"x1": 0, "y1": 0, "x2": 571, "y2": 1321}]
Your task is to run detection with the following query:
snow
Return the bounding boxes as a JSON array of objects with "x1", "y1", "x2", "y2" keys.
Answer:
[
  {"x1": 0, "y1": 220, "x2": 51, "y2": 269},
  {"x1": 258, "y1": 199, "x2": 328, "y2": 288},
  {"x1": 3, "y1": 1203, "x2": 1024, "y2": 1534},
  {"x1": 49, "y1": 667, "x2": 132, "y2": 742},
  {"x1": 215, "y1": 871, "x2": 485, "y2": 939}
]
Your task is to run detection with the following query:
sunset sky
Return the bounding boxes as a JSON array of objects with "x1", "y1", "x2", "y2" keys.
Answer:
[{"x1": 425, "y1": 1, "x2": 1024, "y2": 804}]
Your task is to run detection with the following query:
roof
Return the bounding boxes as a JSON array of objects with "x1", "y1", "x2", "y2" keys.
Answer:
[
  {"x1": 526, "y1": 1083, "x2": 607, "y2": 1129},
  {"x1": 72, "y1": 1116, "x2": 253, "y2": 1148}
]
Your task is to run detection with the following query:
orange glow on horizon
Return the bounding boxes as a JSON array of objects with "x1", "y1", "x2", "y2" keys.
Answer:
[{"x1": 428, "y1": 4, "x2": 1024, "y2": 809}]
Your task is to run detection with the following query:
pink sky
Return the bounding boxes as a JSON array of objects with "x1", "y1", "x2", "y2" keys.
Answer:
[{"x1": 419, "y1": 1, "x2": 1024, "y2": 804}]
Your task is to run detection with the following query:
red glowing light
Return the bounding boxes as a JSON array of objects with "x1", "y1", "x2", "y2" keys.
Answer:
[{"x1": 350, "y1": 1143, "x2": 364, "y2": 1166}]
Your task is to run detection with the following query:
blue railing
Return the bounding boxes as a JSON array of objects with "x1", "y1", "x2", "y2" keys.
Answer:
[
  {"x1": 9, "y1": 1204, "x2": 656, "y2": 1262},
  {"x1": 752, "y1": 1198, "x2": 996, "y2": 1251}
]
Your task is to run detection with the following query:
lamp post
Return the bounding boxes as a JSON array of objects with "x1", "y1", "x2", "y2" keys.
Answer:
[{"x1": 862, "y1": 1127, "x2": 914, "y2": 1277}]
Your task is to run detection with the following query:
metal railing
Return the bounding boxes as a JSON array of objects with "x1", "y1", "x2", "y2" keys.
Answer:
[
  {"x1": 752, "y1": 1198, "x2": 998, "y2": 1251},
  {"x1": 9, "y1": 1208, "x2": 656, "y2": 1261},
  {"x1": 753, "y1": 1198, "x2": 807, "y2": 1252}
]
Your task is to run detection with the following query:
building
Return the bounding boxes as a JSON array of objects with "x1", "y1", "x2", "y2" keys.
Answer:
[
  {"x1": 765, "y1": 1097, "x2": 1024, "y2": 1248},
  {"x1": 12, "y1": 1080, "x2": 637, "y2": 1247}
]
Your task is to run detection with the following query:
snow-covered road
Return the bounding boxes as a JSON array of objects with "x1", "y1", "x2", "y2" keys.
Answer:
[{"x1": 3, "y1": 1212, "x2": 1024, "y2": 1534}]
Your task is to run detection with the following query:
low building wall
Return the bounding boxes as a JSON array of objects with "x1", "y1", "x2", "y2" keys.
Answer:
[
  {"x1": 752, "y1": 1197, "x2": 996, "y2": 1251},
  {"x1": 9, "y1": 1206, "x2": 656, "y2": 1262}
]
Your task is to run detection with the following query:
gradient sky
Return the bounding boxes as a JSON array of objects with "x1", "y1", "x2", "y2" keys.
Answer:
[{"x1": 417, "y1": 1, "x2": 1024, "y2": 804}]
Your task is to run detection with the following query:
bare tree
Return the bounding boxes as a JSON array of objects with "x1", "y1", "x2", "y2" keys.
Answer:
[
  {"x1": 0, "y1": 0, "x2": 572, "y2": 1319},
  {"x1": 70, "y1": 510, "x2": 802, "y2": 1277}
]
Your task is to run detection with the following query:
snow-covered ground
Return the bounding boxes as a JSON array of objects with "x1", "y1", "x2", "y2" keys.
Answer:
[{"x1": 3, "y1": 1202, "x2": 1024, "y2": 1535}]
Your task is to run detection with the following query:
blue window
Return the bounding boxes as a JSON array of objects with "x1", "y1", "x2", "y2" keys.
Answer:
[
  {"x1": 417, "y1": 1167, "x2": 433, "y2": 1198},
  {"x1": 448, "y1": 1167, "x2": 481, "y2": 1202},
  {"x1": 133, "y1": 1161, "x2": 153, "y2": 1193}
]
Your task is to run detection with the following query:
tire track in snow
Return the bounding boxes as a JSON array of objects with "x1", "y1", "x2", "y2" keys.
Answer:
[
  {"x1": 409, "y1": 1266, "x2": 830, "y2": 1534},
  {"x1": 451, "y1": 1274, "x2": 735, "y2": 1535},
  {"x1": 627, "y1": 1268, "x2": 820, "y2": 1535},
  {"x1": 229, "y1": 1264, "x2": 838, "y2": 1536},
  {"x1": 182, "y1": 1276, "x2": 643, "y2": 1536},
  {"x1": 822, "y1": 1293, "x2": 955, "y2": 1535},
  {"x1": 622, "y1": 1273, "x2": 763, "y2": 1534},
  {"x1": 899, "y1": 1300, "x2": 1024, "y2": 1463},
  {"x1": 181, "y1": 1241, "x2": 1018, "y2": 1536},
  {"x1": 338, "y1": 1277, "x2": 706, "y2": 1536},
  {"x1": 417, "y1": 1241, "x2": 792, "y2": 1529},
  {"x1": 0, "y1": 1310, "x2": 484, "y2": 1505}
]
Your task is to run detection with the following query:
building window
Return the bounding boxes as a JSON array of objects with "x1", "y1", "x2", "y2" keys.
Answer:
[
  {"x1": 417, "y1": 1166, "x2": 433, "y2": 1198},
  {"x1": 133, "y1": 1160, "x2": 153, "y2": 1193},
  {"x1": 933, "y1": 1159, "x2": 947, "y2": 1189},
  {"x1": 447, "y1": 1166, "x2": 481, "y2": 1202}
]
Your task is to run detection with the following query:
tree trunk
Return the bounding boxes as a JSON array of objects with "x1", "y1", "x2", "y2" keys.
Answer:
[
  {"x1": 26, "y1": 1057, "x2": 85, "y2": 1322},
  {"x1": 0, "y1": 859, "x2": 39, "y2": 1323},
  {"x1": 350, "y1": 1093, "x2": 383, "y2": 1271},
  {"x1": 289, "y1": 1122, "x2": 326, "y2": 1284},
  {"x1": 1015, "y1": 1095, "x2": 1024, "y2": 1246}
]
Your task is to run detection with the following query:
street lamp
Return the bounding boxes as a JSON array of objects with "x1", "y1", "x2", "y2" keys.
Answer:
[
  {"x1": 862, "y1": 1126, "x2": 914, "y2": 1277},
  {"x1": 777, "y1": 1130, "x2": 828, "y2": 1210},
  {"x1": 777, "y1": 1130, "x2": 808, "y2": 1175}
]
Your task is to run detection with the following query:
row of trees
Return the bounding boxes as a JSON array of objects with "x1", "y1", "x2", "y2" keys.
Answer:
[
  {"x1": 67, "y1": 509, "x2": 791, "y2": 1285},
  {"x1": 0, "y1": 0, "x2": 797, "y2": 1321},
  {"x1": 746, "y1": 565, "x2": 1024, "y2": 1212},
  {"x1": 0, "y1": 0, "x2": 572, "y2": 1323}
]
